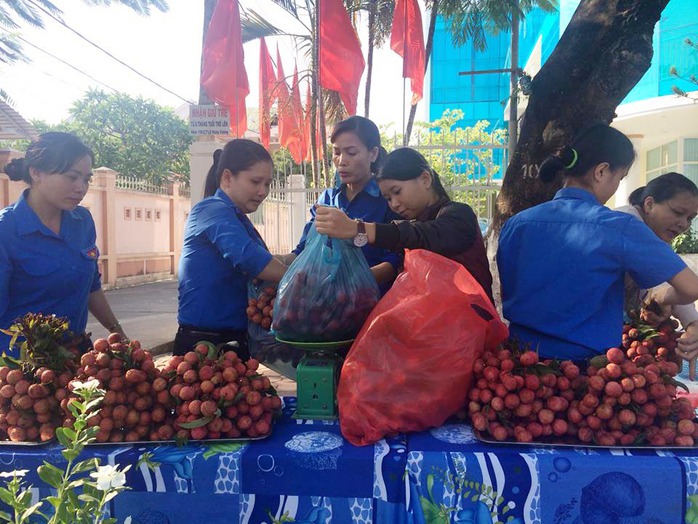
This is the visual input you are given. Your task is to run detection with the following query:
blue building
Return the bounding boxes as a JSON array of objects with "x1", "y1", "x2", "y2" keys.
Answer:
[{"x1": 428, "y1": 0, "x2": 698, "y2": 193}]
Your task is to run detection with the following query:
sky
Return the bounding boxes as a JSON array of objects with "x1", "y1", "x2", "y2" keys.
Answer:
[{"x1": 0, "y1": 0, "x2": 425, "y2": 132}]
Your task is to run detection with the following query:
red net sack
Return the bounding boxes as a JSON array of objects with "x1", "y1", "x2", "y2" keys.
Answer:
[{"x1": 338, "y1": 249, "x2": 508, "y2": 446}]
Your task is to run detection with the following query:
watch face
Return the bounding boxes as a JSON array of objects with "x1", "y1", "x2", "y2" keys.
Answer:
[{"x1": 353, "y1": 234, "x2": 368, "y2": 247}]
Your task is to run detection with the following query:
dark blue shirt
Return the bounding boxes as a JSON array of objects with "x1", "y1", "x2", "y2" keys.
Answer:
[
  {"x1": 0, "y1": 190, "x2": 101, "y2": 354},
  {"x1": 293, "y1": 178, "x2": 402, "y2": 274},
  {"x1": 498, "y1": 187, "x2": 686, "y2": 361},
  {"x1": 178, "y1": 189, "x2": 272, "y2": 331}
]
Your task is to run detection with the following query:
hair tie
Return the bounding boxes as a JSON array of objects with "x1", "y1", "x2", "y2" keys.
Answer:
[{"x1": 564, "y1": 148, "x2": 579, "y2": 170}]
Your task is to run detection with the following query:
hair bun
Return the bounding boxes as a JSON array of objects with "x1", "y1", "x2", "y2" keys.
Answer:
[{"x1": 3, "y1": 158, "x2": 29, "y2": 182}]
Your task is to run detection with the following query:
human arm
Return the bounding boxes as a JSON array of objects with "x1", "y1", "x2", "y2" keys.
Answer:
[
  {"x1": 370, "y1": 262, "x2": 396, "y2": 285},
  {"x1": 255, "y1": 257, "x2": 288, "y2": 283},
  {"x1": 649, "y1": 268, "x2": 698, "y2": 307},
  {"x1": 88, "y1": 289, "x2": 126, "y2": 339}
]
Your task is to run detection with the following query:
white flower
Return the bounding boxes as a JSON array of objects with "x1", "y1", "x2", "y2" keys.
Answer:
[
  {"x1": 0, "y1": 469, "x2": 28, "y2": 478},
  {"x1": 71, "y1": 378, "x2": 101, "y2": 392},
  {"x1": 89, "y1": 464, "x2": 131, "y2": 491}
]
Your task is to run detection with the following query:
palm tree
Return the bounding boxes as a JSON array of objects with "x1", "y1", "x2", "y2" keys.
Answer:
[
  {"x1": 0, "y1": 0, "x2": 168, "y2": 64},
  {"x1": 359, "y1": 0, "x2": 393, "y2": 119}
]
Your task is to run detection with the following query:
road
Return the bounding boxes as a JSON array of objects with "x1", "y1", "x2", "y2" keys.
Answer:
[{"x1": 86, "y1": 279, "x2": 178, "y2": 351}]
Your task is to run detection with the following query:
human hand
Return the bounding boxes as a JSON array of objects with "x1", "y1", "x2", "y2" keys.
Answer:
[
  {"x1": 640, "y1": 294, "x2": 672, "y2": 326},
  {"x1": 314, "y1": 205, "x2": 357, "y2": 239},
  {"x1": 677, "y1": 322, "x2": 698, "y2": 380}
]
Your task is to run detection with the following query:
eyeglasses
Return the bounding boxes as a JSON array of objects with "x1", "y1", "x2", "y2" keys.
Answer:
[{"x1": 59, "y1": 171, "x2": 93, "y2": 186}]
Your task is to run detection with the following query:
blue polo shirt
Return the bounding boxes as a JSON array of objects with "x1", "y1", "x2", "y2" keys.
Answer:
[
  {"x1": 0, "y1": 190, "x2": 101, "y2": 354},
  {"x1": 497, "y1": 187, "x2": 686, "y2": 360},
  {"x1": 293, "y1": 178, "x2": 402, "y2": 274},
  {"x1": 178, "y1": 189, "x2": 272, "y2": 331}
]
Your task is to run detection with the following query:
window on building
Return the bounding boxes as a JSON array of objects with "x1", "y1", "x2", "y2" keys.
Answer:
[
  {"x1": 135, "y1": 208, "x2": 143, "y2": 221},
  {"x1": 145, "y1": 209, "x2": 152, "y2": 221},
  {"x1": 646, "y1": 140, "x2": 679, "y2": 181},
  {"x1": 155, "y1": 210, "x2": 162, "y2": 222},
  {"x1": 124, "y1": 207, "x2": 132, "y2": 220}
]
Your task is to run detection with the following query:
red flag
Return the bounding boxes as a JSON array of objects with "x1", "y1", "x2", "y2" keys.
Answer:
[
  {"x1": 259, "y1": 38, "x2": 276, "y2": 148},
  {"x1": 276, "y1": 48, "x2": 301, "y2": 159},
  {"x1": 200, "y1": 0, "x2": 249, "y2": 136},
  {"x1": 318, "y1": 0, "x2": 365, "y2": 115},
  {"x1": 290, "y1": 65, "x2": 306, "y2": 164},
  {"x1": 390, "y1": 0, "x2": 425, "y2": 105}
]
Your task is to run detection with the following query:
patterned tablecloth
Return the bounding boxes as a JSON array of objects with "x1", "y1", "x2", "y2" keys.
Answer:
[{"x1": 0, "y1": 397, "x2": 697, "y2": 524}]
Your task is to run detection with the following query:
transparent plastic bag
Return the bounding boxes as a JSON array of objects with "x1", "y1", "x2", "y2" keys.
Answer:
[
  {"x1": 247, "y1": 280, "x2": 303, "y2": 378},
  {"x1": 272, "y1": 225, "x2": 380, "y2": 342}
]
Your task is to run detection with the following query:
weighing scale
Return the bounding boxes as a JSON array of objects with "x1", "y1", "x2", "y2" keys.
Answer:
[{"x1": 276, "y1": 338, "x2": 353, "y2": 420}]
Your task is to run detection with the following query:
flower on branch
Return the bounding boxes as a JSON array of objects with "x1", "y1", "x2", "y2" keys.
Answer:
[
  {"x1": 70, "y1": 378, "x2": 101, "y2": 392},
  {"x1": 0, "y1": 469, "x2": 28, "y2": 478},
  {"x1": 90, "y1": 464, "x2": 131, "y2": 491}
]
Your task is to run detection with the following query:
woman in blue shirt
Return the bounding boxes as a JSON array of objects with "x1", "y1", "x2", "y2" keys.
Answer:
[
  {"x1": 498, "y1": 124, "x2": 698, "y2": 361},
  {"x1": 0, "y1": 132, "x2": 124, "y2": 355},
  {"x1": 282, "y1": 116, "x2": 401, "y2": 290},
  {"x1": 175, "y1": 139, "x2": 287, "y2": 357}
]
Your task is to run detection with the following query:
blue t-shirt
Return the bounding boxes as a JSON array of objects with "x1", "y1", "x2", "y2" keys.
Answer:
[
  {"x1": 497, "y1": 187, "x2": 686, "y2": 361},
  {"x1": 0, "y1": 190, "x2": 102, "y2": 354},
  {"x1": 293, "y1": 178, "x2": 402, "y2": 273},
  {"x1": 178, "y1": 189, "x2": 272, "y2": 331}
]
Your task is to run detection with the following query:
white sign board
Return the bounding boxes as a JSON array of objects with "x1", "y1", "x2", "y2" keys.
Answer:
[{"x1": 189, "y1": 105, "x2": 230, "y2": 135}]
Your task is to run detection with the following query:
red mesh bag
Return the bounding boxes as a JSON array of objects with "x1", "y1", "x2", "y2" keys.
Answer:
[{"x1": 338, "y1": 249, "x2": 508, "y2": 446}]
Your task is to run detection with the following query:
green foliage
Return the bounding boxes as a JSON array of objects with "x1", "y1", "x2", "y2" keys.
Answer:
[
  {"x1": 37, "y1": 89, "x2": 192, "y2": 184},
  {"x1": 0, "y1": 380, "x2": 130, "y2": 524},
  {"x1": 381, "y1": 109, "x2": 505, "y2": 217},
  {"x1": 672, "y1": 228, "x2": 698, "y2": 254}
]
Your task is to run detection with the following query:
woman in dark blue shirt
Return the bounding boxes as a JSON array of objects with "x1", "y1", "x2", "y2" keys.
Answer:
[
  {"x1": 498, "y1": 124, "x2": 698, "y2": 361},
  {"x1": 176, "y1": 139, "x2": 287, "y2": 357},
  {"x1": 283, "y1": 116, "x2": 401, "y2": 290},
  {"x1": 0, "y1": 132, "x2": 124, "y2": 355}
]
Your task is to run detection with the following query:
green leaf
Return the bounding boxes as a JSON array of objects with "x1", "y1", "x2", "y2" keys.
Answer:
[
  {"x1": 77, "y1": 494, "x2": 100, "y2": 504},
  {"x1": 179, "y1": 416, "x2": 214, "y2": 429},
  {"x1": 61, "y1": 448, "x2": 79, "y2": 463},
  {"x1": 20, "y1": 502, "x2": 44, "y2": 521},
  {"x1": 471, "y1": 494, "x2": 480, "y2": 502},
  {"x1": 202, "y1": 442, "x2": 246, "y2": 459},
  {"x1": 0, "y1": 489, "x2": 15, "y2": 506},
  {"x1": 502, "y1": 506, "x2": 511, "y2": 514},
  {"x1": 496, "y1": 495, "x2": 504, "y2": 505},
  {"x1": 669, "y1": 377, "x2": 690, "y2": 393},
  {"x1": 45, "y1": 495, "x2": 62, "y2": 508},
  {"x1": 38, "y1": 463, "x2": 64, "y2": 488},
  {"x1": 426, "y1": 473, "x2": 435, "y2": 499},
  {"x1": 71, "y1": 458, "x2": 98, "y2": 474},
  {"x1": 55, "y1": 427, "x2": 72, "y2": 447}
]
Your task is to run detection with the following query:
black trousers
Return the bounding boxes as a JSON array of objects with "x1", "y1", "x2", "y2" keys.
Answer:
[{"x1": 173, "y1": 325, "x2": 250, "y2": 360}]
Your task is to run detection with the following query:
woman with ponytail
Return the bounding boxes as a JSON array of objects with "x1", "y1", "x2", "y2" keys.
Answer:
[
  {"x1": 176, "y1": 139, "x2": 288, "y2": 357},
  {"x1": 315, "y1": 147, "x2": 493, "y2": 301},
  {"x1": 0, "y1": 132, "x2": 124, "y2": 355},
  {"x1": 497, "y1": 123, "x2": 698, "y2": 361}
]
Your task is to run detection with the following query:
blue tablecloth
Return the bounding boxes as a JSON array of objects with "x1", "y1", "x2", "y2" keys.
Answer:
[{"x1": 0, "y1": 397, "x2": 696, "y2": 523}]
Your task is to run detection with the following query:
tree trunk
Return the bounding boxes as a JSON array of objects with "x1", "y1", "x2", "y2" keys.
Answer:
[
  {"x1": 404, "y1": 0, "x2": 438, "y2": 146},
  {"x1": 364, "y1": 2, "x2": 376, "y2": 118},
  {"x1": 492, "y1": 0, "x2": 670, "y2": 232},
  {"x1": 507, "y1": 3, "x2": 519, "y2": 163}
]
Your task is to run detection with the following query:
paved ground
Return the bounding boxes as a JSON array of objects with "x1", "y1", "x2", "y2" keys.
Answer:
[{"x1": 87, "y1": 280, "x2": 297, "y2": 396}]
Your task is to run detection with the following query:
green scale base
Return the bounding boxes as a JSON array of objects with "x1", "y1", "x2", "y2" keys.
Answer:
[
  {"x1": 293, "y1": 353, "x2": 342, "y2": 420},
  {"x1": 276, "y1": 338, "x2": 353, "y2": 420}
]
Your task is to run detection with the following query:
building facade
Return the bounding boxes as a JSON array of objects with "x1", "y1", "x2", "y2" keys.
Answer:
[{"x1": 429, "y1": 0, "x2": 698, "y2": 192}]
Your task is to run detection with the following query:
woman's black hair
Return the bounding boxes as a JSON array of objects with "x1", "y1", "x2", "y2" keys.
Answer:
[
  {"x1": 203, "y1": 139, "x2": 273, "y2": 198},
  {"x1": 377, "y1": 147, "x2": 449, "y2": 200},
  {"x1": 538, "y1": 123, "x2": 635, "y2": 183},
  {"x1": 629, "y1": 172, "x2": 698, "y2": 208},
  {"x1": 3, "y1": 132, "x2": 94, "y2": 185},
  {"x1": 330, "y1": 116, "x2": 385, "y2": 174},
  {"x1": 203, "y1": 148, "x2": 224, "y2": 198}
]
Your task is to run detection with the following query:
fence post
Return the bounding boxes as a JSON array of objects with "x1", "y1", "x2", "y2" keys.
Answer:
[
  {"x1": 168, "y1": 181, "x2": 181, "y2": 277},
  {"x1": 288, "y1": 174, "x2": 306, "y2": 245},
  {"x1": 94, "y1": 167, "x2": 118, "y2": 289}
]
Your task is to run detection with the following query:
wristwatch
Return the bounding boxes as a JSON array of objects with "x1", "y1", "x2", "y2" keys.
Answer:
[{"x1": 353, "y1": 219, "x2": 368, "y2": 247}]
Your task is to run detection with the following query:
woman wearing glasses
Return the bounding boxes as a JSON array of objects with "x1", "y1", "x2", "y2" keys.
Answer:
[{"x1": 0, "y1": 132, "x2": 124, "y2": 355}]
